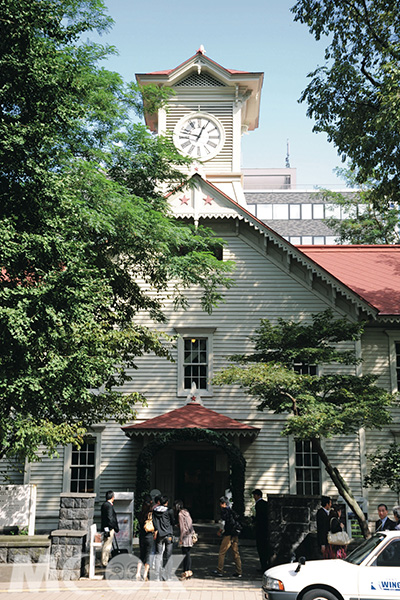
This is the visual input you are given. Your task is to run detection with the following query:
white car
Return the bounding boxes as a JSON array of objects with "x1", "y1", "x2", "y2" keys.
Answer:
[{"x1": 262, "y1": 531, "x2": 400, "y2": 600}]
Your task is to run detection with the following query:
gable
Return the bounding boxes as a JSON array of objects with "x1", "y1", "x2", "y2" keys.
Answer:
[{"x1": 168, "y1": 175, "x2": 379, "y2": 322}]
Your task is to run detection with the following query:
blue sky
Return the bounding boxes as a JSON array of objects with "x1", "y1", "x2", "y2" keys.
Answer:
[{"x1": 91, "y1": 0, "x2": 344, "y2": 188}]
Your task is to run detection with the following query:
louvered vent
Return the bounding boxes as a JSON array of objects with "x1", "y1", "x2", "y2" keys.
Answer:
[{"x1": 175, "y1": 73, "x2": 225, "y2": 87}]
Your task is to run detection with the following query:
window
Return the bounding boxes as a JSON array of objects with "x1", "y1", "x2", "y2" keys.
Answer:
[
  {"x1": 63, "y1": 430, "x2": 102, "y2": 495},
  {"x1": 312, "y1": 204, "x2": 324, "y2": 219},
  {"x1": 295, "y1": 440, "x2": 321, "y2": 495},
  {"x1": 257, "y1": 205, "x2": 272, "y2": 220},
  {"x1": 293, "y1": 362, "x2": 317, "y2": 375},
  {"x1": 302, "y1": 236, "x2": 313, "y2": 245},
  {"x1": 395, "y1": 342, "x2": 400, "y2": 390},
  {"x1": 175, "y1": 328, "x2": 215, "y2": 396},
  {"x1": 70, "y1": 438, "x2": 96, "y2": 493},
  {"x1": 302, "y1": 204, "x2": 312, "y2": 219},
  {"x1": 375, "y1": 540, "x2": 400, "y2": 567},
  {"x1": 183, "y1": 337, "x2": 208, "y2": 390},
  {"x1": 273, "y1": 204, "x2": 289, "y2": 219},
  {"x1": 289, "y1": 205, "x2": 301, "y2": 219}
]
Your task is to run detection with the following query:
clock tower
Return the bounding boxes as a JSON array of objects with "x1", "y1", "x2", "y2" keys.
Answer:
[{"x1": 136, "y1": 48, "x2": 264, "y2": 206}]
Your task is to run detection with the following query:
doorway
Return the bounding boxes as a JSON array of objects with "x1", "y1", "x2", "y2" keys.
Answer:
[{"x1": 175, "y1": 450, "x2": 215, "y2": 521}]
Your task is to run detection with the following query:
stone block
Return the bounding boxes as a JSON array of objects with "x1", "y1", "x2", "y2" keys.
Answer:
[
  {"x1": 8, "y1": 548, "x2": 32, "y2": 564},
  {"x1": 282, "y1": 506, "x2": 310, "y2": 523},
  {"x1": 60, "y1": 497, "x2": 75, "y2": 509},
  {"x1": 74, "y1": 509, "x2": 90, "y2": 520},
  {"x1": 0, "y1": 549, "x2": 7, "y2": 563},
  {"x1": 58, "y1": 519, "x2": 71, "y2": 530}
]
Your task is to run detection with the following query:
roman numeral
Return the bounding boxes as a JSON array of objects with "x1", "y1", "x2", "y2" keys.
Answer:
[
  {"x1": 181, "y1": 141, "x2": 190, "y2": 149},
  {"x1": 207, "y1": 140, "x2": 217, "y2": 148}
]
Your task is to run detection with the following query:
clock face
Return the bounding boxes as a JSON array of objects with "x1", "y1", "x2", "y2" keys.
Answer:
[{"x1": 173, "y1": 113, "x2": 225, "y2": 161}]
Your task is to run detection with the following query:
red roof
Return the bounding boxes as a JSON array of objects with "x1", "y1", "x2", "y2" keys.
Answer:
[
  {"x1": 298, "y1": 245, "x2": 400, "y2": 315},
  {"x1": 144, "y1": 51, "x2": 250, "y2": 77},
  {"x1": 122, "y1": 402, "x2": 259, "y2": 436}
]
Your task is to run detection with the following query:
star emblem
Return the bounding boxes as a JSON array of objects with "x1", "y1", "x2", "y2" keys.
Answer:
[
  {"x1": 204, "y1": 195, "x2": 213, "y2": 205},
  {"x1": 180, "y1": 195, "x2": 190, "y2": 205}
]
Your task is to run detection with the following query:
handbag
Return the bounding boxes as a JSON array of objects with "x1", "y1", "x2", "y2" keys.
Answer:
[
  {"x1": 191, "y1": 530, "x2": 198, "y2": 544},
  {"x1": 327, "y1": 530, "x2": 351, "y2": 546},
  {"x1": 143, "y1": 512, "x2": 155, "y2": 533}
]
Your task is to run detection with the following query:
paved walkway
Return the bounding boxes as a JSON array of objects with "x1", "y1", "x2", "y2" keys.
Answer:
[{"x1": 0, "y1": 541, "x2": 263, "y2": 599}]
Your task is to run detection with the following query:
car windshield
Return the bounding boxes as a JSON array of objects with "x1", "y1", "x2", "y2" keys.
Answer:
[{"x1": 345, "y1": 534, "x2": 385, "y2": 565}]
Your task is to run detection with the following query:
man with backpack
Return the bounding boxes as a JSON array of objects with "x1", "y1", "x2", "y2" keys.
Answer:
[{"x1": 213, "y1": 496, "x2": 242, "y2": 577}]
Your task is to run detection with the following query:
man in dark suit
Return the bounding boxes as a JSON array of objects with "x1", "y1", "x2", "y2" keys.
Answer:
[
  {"x1": 101, "y1": 490, "x2": 119, "y2": 566},
  {"x1": 252, "y1": 489, "x2": 269, "y2": 572},
  {"x1": 376, "y1": 503, "x2": 396, "y2": 532},
  {"x1": 316, "y1": 495, "x2": 332, "y2": 558}
]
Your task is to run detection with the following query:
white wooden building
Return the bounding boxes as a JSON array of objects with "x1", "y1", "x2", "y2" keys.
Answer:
[{"x1": 5, "y1": 50, "x2": 400, "y2": 532}]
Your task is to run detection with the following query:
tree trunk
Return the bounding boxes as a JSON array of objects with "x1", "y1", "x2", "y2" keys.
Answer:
[{"x1": 313, "y1": 437, "x2": 371, "y2": 539}]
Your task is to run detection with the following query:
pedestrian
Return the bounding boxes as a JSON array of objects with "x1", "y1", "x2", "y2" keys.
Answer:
[
  {"x1": 393, "y1": 506, "x2": 400, "y2": 530},
  {"x1": 152, "y1": 495, "x2": 175, "y2": 581},
  {"x1": 101, "y1": 490, "x2": 119, "y2": 567},
  {"x1": 326, "y1": 504, "x2": 348, "y2": 559},
  {"x1": 136, "y1": 494, "x2": 156, "y2": 581},
  {"x1": 174, "y1": 499, "x2": 194, "y2": 580},
  {"x1": 316, "y1": 495, "x2": 332, "y2": 559},
  {"x1": 376, "y1": 503, "x2": 396, "y2": 531},
  {"x1": 252, "y1": 489, "x2": 269, "y2": 572},
  {"x1": 213, "y1": 496, "x2": 242, "y2": 578}
]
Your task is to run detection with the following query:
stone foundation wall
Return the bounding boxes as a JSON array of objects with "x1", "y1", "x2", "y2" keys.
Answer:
[
  {"x1": 267, "y1": 494, "x2": 320, "y2": 567},
  {"x1": 49, "y1": 530, "x2": 87, "y2": 581},
  {"x1": 0, "y1": 536, "x2": 51, "y2": 582}
]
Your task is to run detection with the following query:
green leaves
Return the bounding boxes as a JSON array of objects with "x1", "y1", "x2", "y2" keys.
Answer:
[
  {"x1": 0, "y1": 0, "x2": 233, "y2": 462},
  {"x1": 292, "y1": 1, "x2": 400, "y2": 201},
  {"x1": 364, "y1": 443, "x2": 400, "y2": 495},
  {"x1": 214, "y1": 310, "x2": 396, "y2": 440}
]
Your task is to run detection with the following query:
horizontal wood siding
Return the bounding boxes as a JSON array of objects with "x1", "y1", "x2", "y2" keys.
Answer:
[
  {"x1": 166, "y1": 102, "x2": 233, "y2": 173},
  {"x1": 361, "y1": 328, "x2": 392, "y2": 389},
  {"x1": 0, "y1": 460, "x2": 24, "y2": 485},
  {"x1": 21, "y1": 219, "x2": 396, "y2": 526},
  {"x1": 28, "y1": 448, "x2": 65, "y2": 532}
]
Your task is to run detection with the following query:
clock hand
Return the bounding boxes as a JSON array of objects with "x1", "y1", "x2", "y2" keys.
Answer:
[{"x1": 196, "y1": 124, "x2": 207, "y2": 141}]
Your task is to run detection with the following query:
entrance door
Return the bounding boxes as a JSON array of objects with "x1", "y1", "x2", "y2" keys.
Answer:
[{"x1": 175, "y1": 450, "x2": 215, "y2": 521}]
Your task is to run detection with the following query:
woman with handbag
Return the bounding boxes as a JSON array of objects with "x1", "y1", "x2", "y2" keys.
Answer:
[
  {"x1": 174, "y1": 499, "x2": 195, "y2": 580},
  {"x1": 327, "y1": 505, "x2": 349, "y2": 559},
  {"x1": 136, "y1": 495, "x2": 156, "y2": 581}
]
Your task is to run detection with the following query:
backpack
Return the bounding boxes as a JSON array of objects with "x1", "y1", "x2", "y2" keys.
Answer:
[
  {"x1": 232, "y1": 517, "x2": 242, "y2": 536},
  {"x1": 143, "y1": 511, "x2": 155, "y2": 533},
  {"x1": 230, "y1": 509, "x2": 242, "y2": 536}
]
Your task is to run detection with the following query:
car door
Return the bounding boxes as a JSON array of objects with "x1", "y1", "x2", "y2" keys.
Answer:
[{"x1": 358, "y1": 538, "x2": 400, "y2": 599}]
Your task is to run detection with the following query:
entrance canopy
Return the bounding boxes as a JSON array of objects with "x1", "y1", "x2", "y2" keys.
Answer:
[{"x1": 122, "y1": 401, "x2": 259, "y2": 438}]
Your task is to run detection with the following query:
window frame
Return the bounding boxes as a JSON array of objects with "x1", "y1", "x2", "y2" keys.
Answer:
[
  {"x1": 289, "y1": 437, "x2": 327, "y2": 495},
  {"x1": 174, "y1": 327, "x2": 216, "y2": 397},
  {"x1": 62, "y1": 428, "x2": 103, "y2": 496},
  {"x1": 385, "y1": 331, "x2": 400, "y2": 394}
]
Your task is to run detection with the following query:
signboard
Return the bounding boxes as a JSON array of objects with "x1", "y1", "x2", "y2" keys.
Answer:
[
  {"x1": 114, "y1": 492, "x2": 134, "y2": 551},
  {"x1": 0, "y1": 485, "x2": 37, "y2": 535}
]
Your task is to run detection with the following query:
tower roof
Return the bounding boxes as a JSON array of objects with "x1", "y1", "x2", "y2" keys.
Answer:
[{"x1": 136, "y1": 49, "x2": 264, "y2": 133}]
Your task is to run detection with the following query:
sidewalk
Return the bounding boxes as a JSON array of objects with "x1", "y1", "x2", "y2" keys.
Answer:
[{"x1": 0, "y1": 539, "x2": 263, "y2": 599}]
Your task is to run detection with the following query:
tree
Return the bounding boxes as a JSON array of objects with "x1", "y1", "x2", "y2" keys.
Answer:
[
  {"x1": 0, "y1": 0, "x2": 233, "y2": 464},
  {"x1": 291, "y1": 1, "x2": 400, "y2": 204},
  {"x1": 364, "y1": 444, "x2": 400, "y2": 499},
  {"x1": 213, "y1": 310, "x2": 397, "y2": 538},
  {"x1": 322, "y1": 170, "x2": 400, "y2": 244}
]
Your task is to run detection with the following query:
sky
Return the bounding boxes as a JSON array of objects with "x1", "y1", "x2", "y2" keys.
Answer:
[{"x1": 89, "y1": 0, "x2": 345, "y2": 188}]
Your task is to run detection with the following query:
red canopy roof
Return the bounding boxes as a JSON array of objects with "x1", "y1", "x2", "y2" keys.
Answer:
[
  {"x1": 298, "y1": 245, "x2": 400, "y2": 316},
  {"x1": 122, "y1": 402, "x2": 259, "y2": 437}
]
